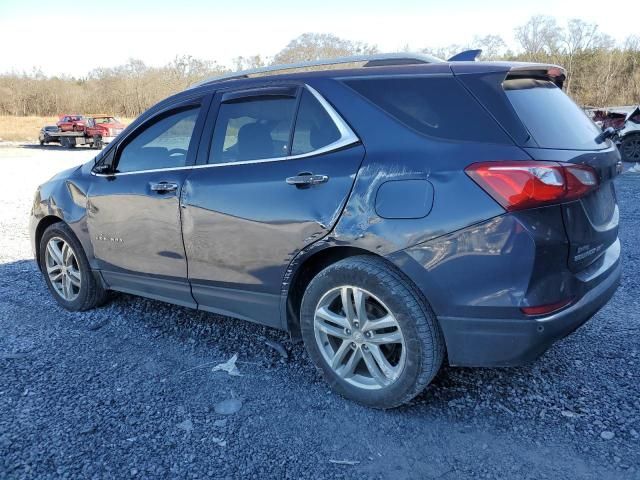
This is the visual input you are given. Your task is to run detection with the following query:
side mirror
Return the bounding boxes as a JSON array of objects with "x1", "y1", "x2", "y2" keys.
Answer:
[{"x1": 92, "y1": 163, "x2": 112, "y2": 174}]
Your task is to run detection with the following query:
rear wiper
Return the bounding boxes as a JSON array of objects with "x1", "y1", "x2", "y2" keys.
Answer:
[{"x1": 595, "y1": 127, "x2": 617, "y2": 144}]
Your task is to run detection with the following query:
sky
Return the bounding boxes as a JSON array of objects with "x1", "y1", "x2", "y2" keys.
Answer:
[{"x1": 0, "y1": 0, "x2": 638, "y2": 77}]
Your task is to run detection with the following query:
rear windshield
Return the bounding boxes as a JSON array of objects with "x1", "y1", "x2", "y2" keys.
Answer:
[
  {"x1": 504, "y1": 79, "x2": 603, "y2": 150},
  {"x1": 342, "y1": 76, "x2": 511, "y2": 144}
]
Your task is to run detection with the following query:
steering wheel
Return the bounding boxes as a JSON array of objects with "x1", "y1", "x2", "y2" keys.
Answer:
[{"x1": 168, "y1": 148, "x2": 187, "y2": 157}]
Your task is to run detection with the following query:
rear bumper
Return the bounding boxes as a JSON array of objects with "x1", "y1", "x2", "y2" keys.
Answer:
[{"x1": 439, "y1": 259, "x2": 621, "y2": 367}]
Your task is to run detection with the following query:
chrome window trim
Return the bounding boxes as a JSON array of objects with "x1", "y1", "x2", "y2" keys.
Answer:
[{"x1": 92, "y1": 84, "x2": 359, "y2": 177}]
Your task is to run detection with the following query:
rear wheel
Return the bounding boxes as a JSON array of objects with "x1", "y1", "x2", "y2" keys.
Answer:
[
  {"x1": 300, "y1": 255, "x2": 444, "y2": 408},
  {"x1": 39, "y1": 223, "x2": 109, "y2": 311},
  {"x1": 93, "y1": 136, "x2": 103, "y2": 149},
  {"x1": 61, "y1": 137, "x2": 75, "y2": 148},
  {"x1": 621, "y1": 133, "x2": 640, "y2": 162}
]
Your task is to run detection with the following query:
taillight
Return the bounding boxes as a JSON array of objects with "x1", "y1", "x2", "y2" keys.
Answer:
[{"x1": 465, "y1": 161, "x2": 598, "y2": 211}]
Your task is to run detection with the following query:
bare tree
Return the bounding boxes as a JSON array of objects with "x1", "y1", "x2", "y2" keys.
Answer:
[
  {"x1": 514, "y1": 15, "x2": 561, "y2": 60},
  {"x1": 232, "y1": 55, "x2": 266, "y2": 71},
  {"x1": 272, "y1": 33, "x2": 378, "y2": 64},
  {"x1": 473, "y1": 35, "x2": 507, "y2": 60},
  {"x1": 1, "y1": 25, "x2": 639, "y2": 118}
]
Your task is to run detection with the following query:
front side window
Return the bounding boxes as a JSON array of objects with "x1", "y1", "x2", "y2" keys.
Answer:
[
  {"x1": 116, "y1": 107, "x2": 200, "y2": 173},
  {"x1": 209, "y1": 96, "x2": 297, "y2": 164},
  {"x1": 95, "y1": 117, "x2": 118, "y2": 124},
  {"x1": 291, "y1": 90, "x2": 341, "y2": 155}
]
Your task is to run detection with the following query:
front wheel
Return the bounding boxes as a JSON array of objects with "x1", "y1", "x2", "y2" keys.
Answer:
[
  {"x1": 39, "y1": 222, "x2": 109, "y2": 311},
  {"x1": 300, "y1": 255, "x2": 444, "y2": 408}
]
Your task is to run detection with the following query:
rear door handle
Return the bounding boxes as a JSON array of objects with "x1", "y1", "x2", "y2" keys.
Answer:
[
  {"x1": 285, "y1": 173, "x2": 329, "y2": 187},
  {"x1": 150, "y1": 181, "x2": 179, "y2": 193}
]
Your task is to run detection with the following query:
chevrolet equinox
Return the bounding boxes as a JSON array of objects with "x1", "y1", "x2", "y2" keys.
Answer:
[{"x1": 30, "y1": 54, "x2": 621, "y2": 408}]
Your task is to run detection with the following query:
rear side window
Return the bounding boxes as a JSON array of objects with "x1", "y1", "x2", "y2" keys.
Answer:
[
  {"x1": 504, "y1": 79, "x2": 603, "y2": 150},
  {"x1": 342, "y1": 76, "x2": 510, "y2": 143},
  {"x1": 209, "y1": 97, "x2": 297, "y2": 164},
  {"x1": 292, "y1": 90, "x2": 341, "y2": 155}
]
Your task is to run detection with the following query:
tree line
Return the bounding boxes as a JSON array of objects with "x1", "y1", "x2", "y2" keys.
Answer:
[{"x1": 1, "y1": 15, "x2": 638, "y2": 118}]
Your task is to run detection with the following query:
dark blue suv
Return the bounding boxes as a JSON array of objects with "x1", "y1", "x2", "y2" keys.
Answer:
[{"x1": 30, "y1": 54, "x2": 621, "y2": 408}]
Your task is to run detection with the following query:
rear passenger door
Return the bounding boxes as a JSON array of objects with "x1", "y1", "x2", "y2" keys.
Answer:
[{"x1": 181, "y1": 84, "x2": 364, "y2": 327}]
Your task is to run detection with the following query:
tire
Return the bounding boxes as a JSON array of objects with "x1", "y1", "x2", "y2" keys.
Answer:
[
  {"x1": 60, "y1": 137, "x2": 76, "y2": 149},
  {"x1": 300, "y1": 255, "x2": 444, "y2": 408},
  {"x1": 39, "y1": 222, "x2": 109, "y2": 311},
  {"x1": 620, "y1": 133, "x2": 640, "y2": 163},
  {"x1": 93, "y1": 136, "x2": 103, "y2": 149}
]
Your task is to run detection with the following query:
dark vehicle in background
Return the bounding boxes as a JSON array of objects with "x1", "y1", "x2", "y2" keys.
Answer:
[
  {"x1": 30, "y1": 54, "x2": 621, "y2": 408},
  {"x1": 57, "y1": 114, "x2": 86, "y2": 132},
  {"x1": 38, "y1": 125, "x2": 60, "y2": 145}
]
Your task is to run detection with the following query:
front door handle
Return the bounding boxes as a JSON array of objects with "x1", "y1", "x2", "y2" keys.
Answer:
[
  {"x1": 285, "y1": 173, "x2": 329, "y2": 187},
  {"x1": 150, "y1": 181, "x2": 179, "y2": 193}
]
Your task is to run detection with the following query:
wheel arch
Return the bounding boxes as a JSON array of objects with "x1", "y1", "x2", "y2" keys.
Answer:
[
  {"x1": 282, "y1": 244, "x2": 434, "y2": 341},
  {"x1": 34, "y1": 215, "x2": 65, "y2": 269}
]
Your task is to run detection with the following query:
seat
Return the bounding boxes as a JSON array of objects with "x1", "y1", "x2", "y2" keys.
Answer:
[{"x1": 237, "y1": 122, "x2": 273, "y2": 160}]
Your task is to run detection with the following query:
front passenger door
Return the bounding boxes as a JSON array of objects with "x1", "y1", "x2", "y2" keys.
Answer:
[{"x1": 87, "y1": 98, "x2": 208, "y2": 307}]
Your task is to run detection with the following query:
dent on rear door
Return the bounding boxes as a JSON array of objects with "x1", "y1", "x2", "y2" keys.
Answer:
[{"x1": 180, "y1": 145, "x2": 366, "y2": 326}]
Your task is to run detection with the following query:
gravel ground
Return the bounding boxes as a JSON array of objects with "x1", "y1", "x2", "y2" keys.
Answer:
[{"x1": 1, "y1": 143, "x2": 639, "y2": 479}]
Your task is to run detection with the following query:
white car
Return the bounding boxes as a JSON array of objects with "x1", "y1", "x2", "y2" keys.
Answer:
[{"x1": 618, "y1": 106, "x2": 640, "y2": 162}]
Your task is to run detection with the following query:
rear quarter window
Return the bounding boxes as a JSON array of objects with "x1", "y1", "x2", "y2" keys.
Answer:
[
  {"x1": 504, "y1": 79, "x2": 604, "y2": 150},
  {"x1": 341, "y1": 76, "x2": 511, "y2": 144}
]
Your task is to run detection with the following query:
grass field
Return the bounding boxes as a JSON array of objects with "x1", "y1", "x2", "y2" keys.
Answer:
[
  {"x1": 0, "y1": 116, "x2": 134, "y2": 142},
  {"x1": 0, "y1": 116, "x2": 59, "y2": 141}
]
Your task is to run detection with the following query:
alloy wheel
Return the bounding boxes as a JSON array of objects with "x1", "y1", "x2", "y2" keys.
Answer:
[
  {"x1": 45, "y1": 237, "x2": 81, "y2": 301},
  {"x1": 623, "y1": 137, "x2": 640, "y2": 161},
  {"x1": 313, "y1": 286, "x2": 406, "y2": 390}
]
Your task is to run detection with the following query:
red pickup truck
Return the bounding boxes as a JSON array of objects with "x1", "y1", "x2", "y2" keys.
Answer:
[{"x1": 84, "y1": 116, "x2": 126, "y2": 147}]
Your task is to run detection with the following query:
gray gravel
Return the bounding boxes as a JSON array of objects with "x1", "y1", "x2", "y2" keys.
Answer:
[{"x1": 1, "y1": 144, "x2": 639, "y2": 479}]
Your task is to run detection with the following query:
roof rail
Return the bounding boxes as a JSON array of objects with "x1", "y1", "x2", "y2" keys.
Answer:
[{"x1": 190, "y1": 52, "x2": 443, "y2": 88}]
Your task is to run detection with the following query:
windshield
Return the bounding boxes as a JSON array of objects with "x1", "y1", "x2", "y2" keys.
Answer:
[
  {"x1": 93, "y1": 117, "x2": 118, "y2": 124},
  {"x1": 504, "y1": 79, "x2": 604, "y2": 150}
]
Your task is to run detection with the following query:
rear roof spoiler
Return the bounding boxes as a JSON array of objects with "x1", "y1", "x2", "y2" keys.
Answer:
[
  {"x1": 448, "y1": 49, "x2": 482, "y2": 62},
  {"x1": 506, "y1": 64, "x2": 567, "y2": 88},
  {"x1": 450, "y1": 62, "x2": 567, "y2": 88}
]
